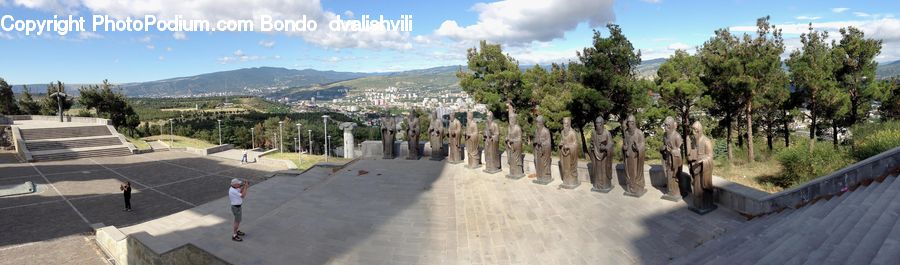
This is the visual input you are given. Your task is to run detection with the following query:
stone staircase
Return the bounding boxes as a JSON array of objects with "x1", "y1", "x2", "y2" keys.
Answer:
[
  {"x1": 670, "y1": 174, "x2": 900, "y2": 265},
  {"x1": 19, "y1": 125, "x2": 132, "y2": 161}
]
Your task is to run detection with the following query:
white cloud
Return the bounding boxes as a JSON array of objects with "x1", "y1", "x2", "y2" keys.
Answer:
[
  {"x1": 796, "y1": 16, "x2": 822, "y2": 21},
  {"x1": 218, "y1": 49, "x2": 280, "y2": 64},
  {"x1": 10, "y1": 0, "x2": 415, "y2": 51},
  {"x1": 258, "y1": 40, "x2": 276, "y2": 48},
  {"x1": 158, "y1": 55, "x2": 165, "y2": 61},
  {"x1": 77, "y1": 31, "x2": 102, "y2": 39},
  {"x1": 435, "y1": 0, "x2": 615, "y2": 46},
  {"x1": 165, "y1": 47, "x2": 173, "y2": 52},
  {"x1": 732, "y1": 18, "x2": 900, "y2": 62},
  {"x1": 343, "y1": 10, "x2": 354, "y2": 19},
  {"x1": 642, "y1": 0, "x2": 661, "y2": 3},
  {"x1": 172, "y1": 31, "x2": 187, "y2": 40},
  {"x1": 666, "y1": 42, "x2": 690, "y2": 50},
  {"x1": 138, "y1": 35, "x2": 152, "y2": 43},
  {"x1": 854, "y1": 12, "x2": 871, "y2": 18},
  {"x1": 832, "y1": 7, "x2": 850, "y2": 13},
  {"x1": 145, "y1": 44, "x2": 155, "y2": 50},
  {"x1": 0, "y1": 32, "x2": 13, "y2": 40}
]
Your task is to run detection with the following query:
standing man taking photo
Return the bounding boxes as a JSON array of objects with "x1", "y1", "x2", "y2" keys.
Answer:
[{"x1": 229, "y1": 178, "x2": 249, "y2": 242}]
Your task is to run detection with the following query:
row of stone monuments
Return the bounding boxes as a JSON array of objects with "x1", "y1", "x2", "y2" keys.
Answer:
[{"x1": 380, "y1": 105, "x2": 716, "y2": 215}]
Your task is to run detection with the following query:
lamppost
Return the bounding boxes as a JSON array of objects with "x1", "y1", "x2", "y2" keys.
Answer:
[
  {"x1": 217, "y1": 119, "x2": 222, "y2": 145},
  {"x1": 326, "y1": 135, "x2": 331, "y2": 162},
  {"x1": 168, "y1": 119, "x2": 174, "y2": 146},
  {"x1": 322, "y1": 115, "x2": 330, "y2": 162},
  {"x1": 308, "y1": 129, "x2": 312, "y2": 155},
  {"x1": 296, "y1": 123, "x2": 302, "y2": 163},
  {"x1": 250, "y1": 127, "x2": 255, "y2": 149},
  {"x1": 278, "y1": 121, "x2": 284, "y2": 153}
]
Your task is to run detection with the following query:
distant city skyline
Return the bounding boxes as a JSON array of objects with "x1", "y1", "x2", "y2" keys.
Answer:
[{"x1": 0, "y1": 0, "x2": 898, "y2": 84}]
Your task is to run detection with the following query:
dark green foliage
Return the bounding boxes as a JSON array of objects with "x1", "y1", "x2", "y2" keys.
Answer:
[
  {"x1": 17, "y1": 85, "x2": 41, "y2": 115},
  {"x1": 879, "y1": 78, "x2": 900, "y2": 120},
  {"x1": 457, "y1": 40, "x2": 529, "y2": 121},
  {"x1": 0, "y1": 78, "x2": 20, "y2": 115},
  {"x1": 79, "y1": 80, "x2": 140, "y2": 130},
  {"x1": 773, "y1": 141, "x2": 853, "y2": 187},
  {"x1": 850, "y1": 120, "x2": 900, "y2": 160},
  {"x1": 577, "y1": 24, "x2": 648, "y2": 122},
  {"x1": 40, "y1": 81, "x2": 74, "y2": 116},
  {"x1": 832, "y1": 26, "x2": 882, "y2": 127}
]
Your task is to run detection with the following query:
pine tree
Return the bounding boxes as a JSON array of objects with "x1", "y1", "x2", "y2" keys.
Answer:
[
  {"x1": 17, "y1": 85, "x2": 41, "y2": 115},
  {"x1": 457, "y1": 40, "x2": 529, "y2": 122},
  {"x1": 832, "y1": 26, "x2": 882, "y2": 127},
  {"x1": 656, "y1": 50, "x2": 709, "y2": 157},
  {"x1": 0, "y1": 78, "x2": 20, "y2": 115},
  {"x1": 787, "y1": 24, "x2": 846, "y2": 149}
]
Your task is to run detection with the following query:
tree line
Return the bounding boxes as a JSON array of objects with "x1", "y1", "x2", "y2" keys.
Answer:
[{"x1": 457, "y1": 16, "x2": 893, "y2": 164}]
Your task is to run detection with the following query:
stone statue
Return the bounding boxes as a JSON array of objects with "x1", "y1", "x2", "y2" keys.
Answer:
[
  {"x1": 660, "y1": 117, "x2": 683, "y2": 201},
  {"x1": 381, "y1": 115, "x2": 395, "y2": 159},
  {"x1": 589, "y1": 116, "x2": 614, "y2": 193},
  {"x1": 559, "y1": 117, "x2": 580, "y2": 189},
  {"x1": 448, "y1": 112, "x2": 463, "y2": 164},
  {"x1": 483, "y1": 111, "x2": 501, "y2": 174},
  {"x1": 506, "y1": 104, "x2": 525, "y2": 179},
  {"x1": 429, "y1": 110, "x2": 444, "y2": 161},
  {"x1": 688, "y1": 121, "x2": 717, "y2": 214},
  {"x1": 465, "y1": 110, "x2": 482, "y2": 169},
  {"x1": 406, "y1": 110, "x2": 420, "y2": 160},
  {"x1": 622, "y1": 115, "x2": 646, "y2": 197},
  {"x1": 533, "y1": 115, "x2": 552, "y2": 185}
]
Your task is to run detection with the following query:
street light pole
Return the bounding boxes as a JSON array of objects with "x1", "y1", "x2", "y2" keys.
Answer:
[
  {"x1": 278, "y1": 121, "x2": 284, "y2": 153},
  {"x1": 296, "y1": 123, "x2": 302, "y2": 164},
  {"x1": 308, "y1": 129, "x2": 312, "y2": 155},
  {"x1": 217, "y1": 119, "x2": 222, "y2": 145},
  {"x1": 322, "y1": 115, "x2": 330, "y2": 162},
  {"x1": 169, "y1": 119, "x2": 174, "y2": 146},
  {"x1": 250, "y1": 127, "x2": 255, "y2": 149}
]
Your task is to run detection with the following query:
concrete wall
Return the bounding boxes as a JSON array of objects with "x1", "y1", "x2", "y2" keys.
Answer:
[
  {"x1": 714, "y1": 146, "x2": 900, "y2": 217},
  {"x1": 10, "y1": 126, "x2": 32, "y2": 162},
  {"x1": 8, "y1": 115, "x2": 110, "y2": 125},
  {"x1": 94, "y1": 226, "x2": 229, "y2": 265}
]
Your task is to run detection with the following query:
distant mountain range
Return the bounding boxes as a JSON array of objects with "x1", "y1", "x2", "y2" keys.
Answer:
[{"x1": 10, "y1": 59, "x2": 900, "y2": 98}]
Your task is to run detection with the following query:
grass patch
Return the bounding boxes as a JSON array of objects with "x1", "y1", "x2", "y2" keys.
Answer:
[
  {"x1": 126, "y1": 137, "x2": 151, "y2": 150},
  {"x1": 142, "y1": 134, "x2": 216, "y2": 149},
  {"x1": 262, "y1": 152, "x2": 352, "y2": 170},
  {"x1": 715, "y1": 158, "x2": 783, "y2": 193}
]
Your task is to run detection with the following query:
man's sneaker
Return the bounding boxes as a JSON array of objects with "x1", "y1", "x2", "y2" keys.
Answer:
[
  {"x1": 236, "y1": 230, "x2": 246, "y2": 236},
  {"x1": 232, "y1": 235, "x2": 243, "y2": 242}
]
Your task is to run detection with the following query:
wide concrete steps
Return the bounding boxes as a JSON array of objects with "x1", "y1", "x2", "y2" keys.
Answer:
[
  {"x1": 31, "y1": 146, "x2": 132, "y2": 161},
  {"x1": 669, "y1": 174, "x2": 900, "y2": 265},
  {"x1": 26, "y1": 136, "x2": 124, "y2": 151},
  {"x1": 20, "y1": 125, "x2": 111, "y2": 140}
]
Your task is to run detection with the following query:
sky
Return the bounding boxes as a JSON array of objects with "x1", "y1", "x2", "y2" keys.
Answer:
[{"x1": 0, "y1": 0, "x2": 898, "y2": 84}]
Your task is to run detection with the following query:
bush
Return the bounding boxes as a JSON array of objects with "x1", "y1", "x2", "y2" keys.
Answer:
[
  {"x1": 773, "y1": 141, "x2": 853, "y2": 188},
  {"x1": 850, "y1": 121, "x2": 900, "y2": 160}
]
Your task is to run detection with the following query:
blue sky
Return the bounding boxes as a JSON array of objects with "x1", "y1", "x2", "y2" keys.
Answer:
[{"x1": 0, "y1": 0, "x2": 898, "y2": 84}]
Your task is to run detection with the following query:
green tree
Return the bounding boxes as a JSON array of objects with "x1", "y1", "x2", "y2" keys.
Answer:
[
  {"x1": 40, "y1": 81, "x2": 73, "y2": 116},
  {"x1": 17, "y1": 85, "x2": 41, "y2": 115},
  {"x1": 525, "y1": 64, "x2": 574, "y2": 145},
  {"x1": 457, "y1": 40, "x2": 530, "y2": 121},
  {"x1": 832, "y1": 26, "x2": 882, "y2": 127},
  {"x1": 738, "y1": 16, "x2": 786, "y2": 161},
  {"x1": 786, "y1": 24, "x2": 846, "y2": 148},
  {"x1": 879, "y1": 78, "x2": 899, "y2": 120},
  {"x1": 656, "y1": 50, "x2": 709, "y2": 156},
  {"x1": 577, "y1": 24, "x2": 649, "y2": 126},
  {"x1": 78, "y1": 80, "x2": 140, "y2": 129},
  {"x1": 698, "y1": 28, "x2": 743, "y2": 162},
  {"x1": 0, "y1": 78, "x2": 21, "y2": 115}
]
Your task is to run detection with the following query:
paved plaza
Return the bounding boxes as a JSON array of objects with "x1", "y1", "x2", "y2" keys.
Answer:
[
  {"x1": 120, "y1": 158, "x2": 746, "y2": 265},
  {"x1": 0, "y1": 151, "x2": 287, "y2": 265}
]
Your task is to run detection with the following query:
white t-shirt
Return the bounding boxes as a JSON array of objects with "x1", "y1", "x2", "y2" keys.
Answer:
[{"x1": 229, "y1": 187, "x2": 243, "y2": 206}]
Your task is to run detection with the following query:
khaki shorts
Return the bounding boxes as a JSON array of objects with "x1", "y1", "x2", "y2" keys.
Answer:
[{"x1": 231, "y1": 205, "x2": 242, "y2": 222}]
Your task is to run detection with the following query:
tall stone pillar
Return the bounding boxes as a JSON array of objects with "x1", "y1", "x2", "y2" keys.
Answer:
[{"x1": 340, "y1": 122, "x2": 357, "y2": 159}]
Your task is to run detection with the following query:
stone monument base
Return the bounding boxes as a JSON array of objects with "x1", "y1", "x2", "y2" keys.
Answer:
[
  {"x1": 532, "y1": 177, "x2": 552, "y2": 185},
  {"x1": 483, "y1": 167, "x2": 501, "y2": 174},
  {"x1": 690, "y1": 205, "x2": 718, "y2": 215},
  {"x1": 465, "y1": 164, "x2": 482, "y2": 169},
  {"x1": 660, "y1": 194, "x2": 682, "y2": 202},
  {"x1": 591, "y1": 186, "x2": 613, "y2": 193},
  {"x1": 559, "y1": 182, "x2": 580, "y2": 189},
  {"x1": 448, "y1": 160, "x2": 463, "y2": 164},
  {"x1": 623, "y1": 188, "x2": 647, "y2": 198},
  {"x1": 430, "y1": 156, "x2": 444, "y2": 161},
  {"x1": 506, "y1": 173, "x2": 525, "y2": 179}
]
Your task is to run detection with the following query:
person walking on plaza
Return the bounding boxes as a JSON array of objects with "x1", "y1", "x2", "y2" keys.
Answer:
[
  {"x1": 240, "y1": 149, "x2": 249, "y2": 165},
  {"x1": 229, "y1": 178, "x2": 249, "y2": 241},
  {"x1": 120, "y1": 181, "x2": 132, "y2": 212}
]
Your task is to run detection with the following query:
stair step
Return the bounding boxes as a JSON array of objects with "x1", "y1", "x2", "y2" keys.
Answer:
[
  {"x1": 670, "y1": 209, "x2": 792, "y2": 265},
  {"x1": 871, "y1": 195, "x2": 900, "y2": 265},
  {"x1": 802, "y1": 176, "x2": 897, "y2": 265},
  {"x1": 20, "y1": 125, "x2": 111, "y2": 140},
  {"x1": 750, "y1": 190, "x2": 854, "y2": 265},
  {"x1": 834, "y1": 175, "x2": 900, "y2": 265},
  {"x1": 26, "y1": 136, "x2": 124, "y2": 151},
  {"x1": 32, "y1": 147, "x2": 131, "y2": 161}
]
